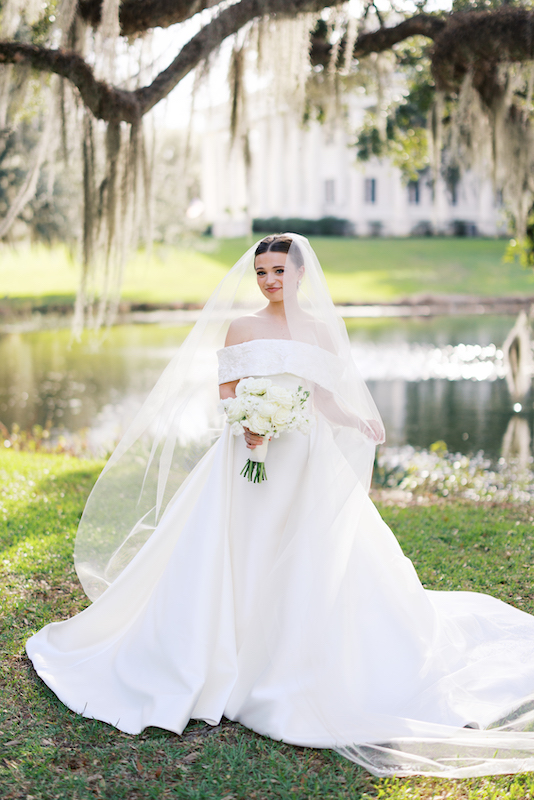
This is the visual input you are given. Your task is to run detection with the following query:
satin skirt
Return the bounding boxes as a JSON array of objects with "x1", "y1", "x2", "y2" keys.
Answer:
[{"x1": 26, "y1": 382, "x2": 534, "y2": 777}]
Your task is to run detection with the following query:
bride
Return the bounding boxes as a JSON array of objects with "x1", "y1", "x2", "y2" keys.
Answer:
[{"x1": 27, "y1": 234, "x2": 534, "y2": 778}]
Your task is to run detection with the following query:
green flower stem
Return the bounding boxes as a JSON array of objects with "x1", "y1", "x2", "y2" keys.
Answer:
[{"x1": 240, "y1": 459, "x2": 268, "y2": 483}]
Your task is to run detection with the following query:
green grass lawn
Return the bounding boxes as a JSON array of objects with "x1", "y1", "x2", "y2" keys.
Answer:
[
  {"x1": 2, "y1": 237, "x2": 534, "y2": 311},
  {"x1": 3, "y1": 449, "x2": 534, "y2": 799}
]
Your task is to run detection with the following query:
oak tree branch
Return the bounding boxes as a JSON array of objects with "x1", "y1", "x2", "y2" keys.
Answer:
[
  {"x1": 78, "y1": 0, "x2": 226, "y2": 37},
  {"x1": 1, "y1": 6, "x2": 533, "y2": 124}
]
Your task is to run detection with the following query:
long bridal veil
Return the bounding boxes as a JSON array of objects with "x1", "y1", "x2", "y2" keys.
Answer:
[
  {"x1": 74, "y1": 234, "x2": 383, "y2": 600},
  {"x1": 73, "y1": 234, "x2": 534, "y2": 779}
]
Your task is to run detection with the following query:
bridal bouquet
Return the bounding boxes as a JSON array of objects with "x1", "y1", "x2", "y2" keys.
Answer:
[{"x1": 221, "y1": 378, "x2": 313, "y2": 483}]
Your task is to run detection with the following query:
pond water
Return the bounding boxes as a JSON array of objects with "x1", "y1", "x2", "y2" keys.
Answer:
[{"x1": 0, "y1": 315, "x2": 532, "y2": 459}]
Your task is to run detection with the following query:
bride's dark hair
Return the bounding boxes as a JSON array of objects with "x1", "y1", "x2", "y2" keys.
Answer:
[{"x1": 255, "y1": 235, "x2": 304, "y2": 267}]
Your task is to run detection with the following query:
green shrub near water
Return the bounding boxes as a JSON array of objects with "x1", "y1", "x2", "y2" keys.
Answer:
[{"x1": 2, "y1": 448, "x2": 534, "y2": 799}]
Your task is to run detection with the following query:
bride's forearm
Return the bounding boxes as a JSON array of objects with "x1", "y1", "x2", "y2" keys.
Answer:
[
  {"x1": 219, "y1": 379, "x2": 263, "y2": 449},
  {"x1": 219, "y1": 379, "x2": 239, "y2": 400},
  {"x1": 314, "y1": 386, "x2": 384, "y2": 443}
]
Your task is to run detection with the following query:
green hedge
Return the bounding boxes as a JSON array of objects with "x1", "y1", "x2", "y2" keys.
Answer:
[{"x1": 252, "y1": 216, "x2": 356, "y2": 237}]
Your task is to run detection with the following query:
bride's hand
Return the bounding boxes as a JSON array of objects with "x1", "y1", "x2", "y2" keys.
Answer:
[
  {"x1": 366, "y1": 419, "x2": 385, "y2": 444},
  {"x1": 244, "y1": 427, "x2": 263, "y2": 450}
]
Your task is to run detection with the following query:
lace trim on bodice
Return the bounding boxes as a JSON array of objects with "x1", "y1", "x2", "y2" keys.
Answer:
[{"x1": 217, "y1": 339, "x2": 344, "y2": 392}]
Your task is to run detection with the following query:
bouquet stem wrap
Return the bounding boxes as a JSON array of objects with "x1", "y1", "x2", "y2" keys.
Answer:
[{"x1": 241, "y1": 439, "x2": 270, "y2": 482}]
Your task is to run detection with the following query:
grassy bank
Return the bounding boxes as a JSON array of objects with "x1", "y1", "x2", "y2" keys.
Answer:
[
  {"x1": 2, "y1": 449, "x2": 534, "y2": 799},
  {"x1": 1, "y1": 237, "x2": 534, "y2": 313}
]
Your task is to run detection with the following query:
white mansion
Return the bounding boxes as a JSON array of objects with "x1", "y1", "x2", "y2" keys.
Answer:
[{"x1": 199, "y1": 94, "x2": 506, "y2": 239}]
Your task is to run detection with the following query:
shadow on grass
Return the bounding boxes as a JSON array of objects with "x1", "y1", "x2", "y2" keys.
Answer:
[{"x1": 0, "y1": 461, "x2": 102, "y2": 552}]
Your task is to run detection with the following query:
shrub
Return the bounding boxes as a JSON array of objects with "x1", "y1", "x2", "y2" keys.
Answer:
[{"x1": 252, "y1": 216, "x2": 356, "y2": 237}]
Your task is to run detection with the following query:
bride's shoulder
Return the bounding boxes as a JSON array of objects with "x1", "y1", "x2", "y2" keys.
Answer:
[{"x1": 224, "y1": 315, "x2": 261, "y2": 347}]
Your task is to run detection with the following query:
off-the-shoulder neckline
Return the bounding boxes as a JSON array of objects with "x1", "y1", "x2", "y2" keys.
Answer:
[
  {"x1": 217, "y1": 340, "x2": 344, "y2": 360},
  {"x1": 221, "y1": 338, "x2": 293, "y2": 350}
]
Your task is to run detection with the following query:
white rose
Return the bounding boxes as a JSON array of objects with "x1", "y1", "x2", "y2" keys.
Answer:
[
  {"x1": 272, "y1": 406, "x2": 291, "y2": 426},
  {"x1": 266, "y1": 385, "x2": 294, "y2": 408},
  {"x1": 248, "y1": 410, "x2": 272, "y2": 436},
  {"x1": 236, "y1": 377, "x2": 271, "y2": 396},
  {"x1": 223, "y1": 396, "x2": 246, "y2": 424},
  {"x1": 258, "y1": 401, "x2": 278, "y2": 419},
  {"x1": 235, "y1": 379, "x2": 249, "y2": 396},
  {"x1": 227, "y1": 407, "x2": 243, "y2": 425}
]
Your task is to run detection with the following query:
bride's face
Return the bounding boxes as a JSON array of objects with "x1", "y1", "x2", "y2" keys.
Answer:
[
  {"x1": 254, "y1": 251, "x2": 301, "y2": 302},
  {"x1": 254, "y1": 251, "x2": 287, "y2": 301}
]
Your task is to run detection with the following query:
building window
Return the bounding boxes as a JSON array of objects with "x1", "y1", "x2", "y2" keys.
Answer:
[
  {"x1": 324, "y1": 179, "x2": 335, "y2": 204},
  {"x1": 408, "y1": 180, "x2": 420, "y2": 205},
  {"x1": 364, "y1": 178, "x2": 376, "y2": 204}
]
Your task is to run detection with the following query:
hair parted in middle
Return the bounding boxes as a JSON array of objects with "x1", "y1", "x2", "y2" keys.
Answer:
[{"x1": 254, "y1": 235, "x2": 304, "y2": 268}]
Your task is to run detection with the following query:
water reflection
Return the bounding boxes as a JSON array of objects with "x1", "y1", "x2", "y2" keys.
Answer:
[
  {"x1": 370, "y1": 377, "x2": 524, "y2": 456},
  {"x1": 0, "y1": 327, "x2": 188, "y2": 452},
  {"x1": 0, "y1": 316, "x2": 533, "y2": 459},
  {"x1": 353, "y1": 342, "x2": 505, "y2": 382},
  {"x1": 502, "y1": 416, "x2": 532, "y2": 467}
]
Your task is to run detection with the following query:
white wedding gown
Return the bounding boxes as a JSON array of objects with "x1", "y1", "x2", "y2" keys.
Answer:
[{"x1": 27, "y1": 339, "x2": 534, "y2": 777}]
